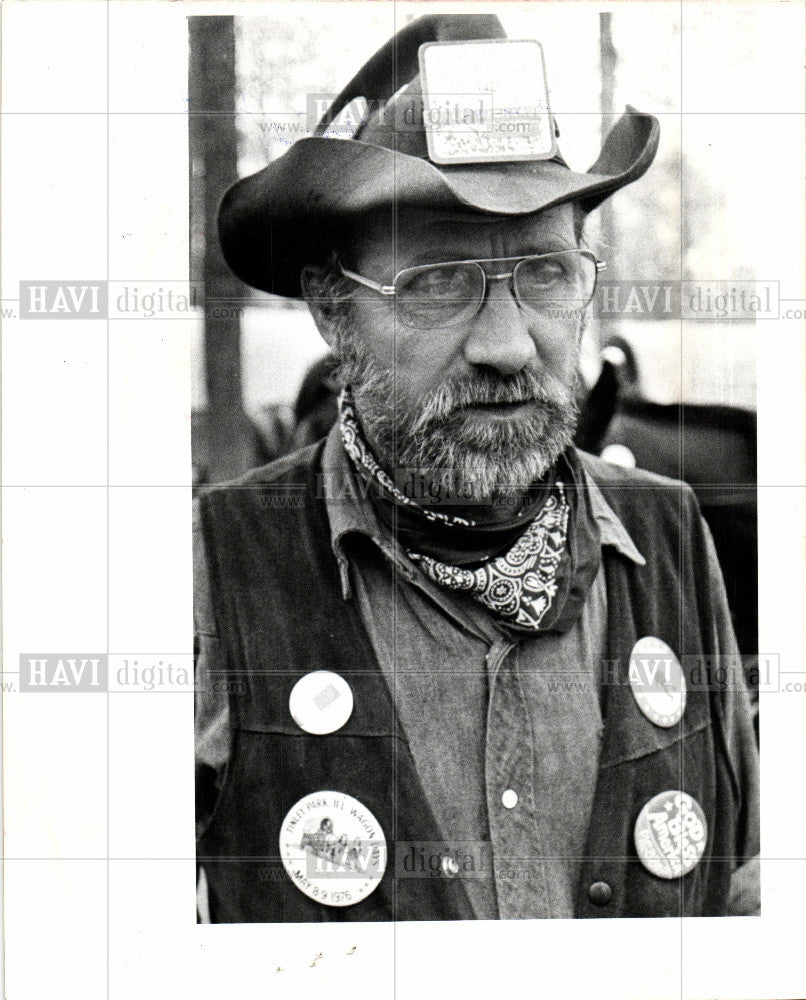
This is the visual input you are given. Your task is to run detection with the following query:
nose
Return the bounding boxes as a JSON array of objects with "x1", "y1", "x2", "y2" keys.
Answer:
[{"x1": 461, "y1": 277, "x2": 537, "y2": 376}]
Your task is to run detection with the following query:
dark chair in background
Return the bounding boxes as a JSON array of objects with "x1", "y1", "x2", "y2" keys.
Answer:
[
  {"x1": 605, "y1": 399, "x2": 756, "y2": 638},
  {"x1": 582, "y1": 343, "x2": 757, "y2": 658}
]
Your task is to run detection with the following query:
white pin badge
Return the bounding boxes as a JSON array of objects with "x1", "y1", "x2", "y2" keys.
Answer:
[
  {"x1": 279, "y1": 791, "x2": 387, "y2": 907},
  {"x1": 289, "y1": 670, "x2": 354, "y2": 735},
  {"x1": 634, "y1": 790, "x2": 708, "y2": 879},
  {"x1": 628, "y1": 636, "x2": 686, "y2": 727}
]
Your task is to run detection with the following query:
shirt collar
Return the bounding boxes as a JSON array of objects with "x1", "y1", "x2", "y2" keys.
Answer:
[
  {"x1": 321, "y1": 424, "x2": 645, "y2": 599},
  {"x1": 322, "y1": 423, "x2": 420, "y2": 598},
  {"x1": 583, "y1": 469, "x2": 647, "y2": 567}
]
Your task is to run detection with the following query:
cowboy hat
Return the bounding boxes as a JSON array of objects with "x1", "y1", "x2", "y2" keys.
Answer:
[{"x1": 218, "y1": 13, "x2": 659, "y2": 298}]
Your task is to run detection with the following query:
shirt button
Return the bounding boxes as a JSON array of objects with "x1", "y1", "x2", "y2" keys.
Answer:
[
  {"x1": 501, "y1": 789, "x2": 518, "y2": 809},
  {"x1": 588, "y1": 881, "x2": 613, "y2": 906}
]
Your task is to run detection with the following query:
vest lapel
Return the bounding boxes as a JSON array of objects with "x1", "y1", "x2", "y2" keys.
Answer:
[{"x1": 574, "y1": 465, "x2": 733, "y2": 917}]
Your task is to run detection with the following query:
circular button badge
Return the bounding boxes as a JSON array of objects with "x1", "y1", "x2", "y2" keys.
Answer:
[
  {"x1": 289, "y1": 671, "x2": 354, "y2": 735},
  {"x1": 628, "y1": 636, "x2": 686, "y2": 728},
  {"x1": 634, "y1": 790, "x2": 708, "y2": 879},
  {"x1": 279, "y1": 791, "x2": 387, "y2": 908}
]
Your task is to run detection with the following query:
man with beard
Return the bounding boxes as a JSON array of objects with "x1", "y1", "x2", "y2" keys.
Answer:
[{"x1": 195, "y1": 14, "x2": 759, "y2": 922}]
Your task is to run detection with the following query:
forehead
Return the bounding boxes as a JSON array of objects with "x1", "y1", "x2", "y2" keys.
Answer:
[{"x1": 347, "y1": 203, "x2": 577, "y2": 270}]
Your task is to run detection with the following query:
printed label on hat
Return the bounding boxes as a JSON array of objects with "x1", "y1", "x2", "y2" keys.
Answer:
[
  {"x1": 628, "y1": 636, "x2": 686, "y2": 727},
  {"x1": 289, "y1": 670, "x2": 354, "y2": 735},
  {"x1": 279, "y1": 791, "x2": 387, "y2": 907},
  {"x1": 419, "y1": 39, "x2": 557, "y2": 165},
  {"x1": 634, "y1": 790, "x2": 708, "y2": 879}
]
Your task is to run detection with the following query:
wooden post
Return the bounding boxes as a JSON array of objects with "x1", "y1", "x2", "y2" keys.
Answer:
[
  {"x1": 599, "y1": 12, "x2": 617, "y2": 247},
  {"x1": 597, "y1": 12, "x2": 619, "y2": 352},
  {"x1": 189, "y1": 16, "x2": 255, "y2": 482}
]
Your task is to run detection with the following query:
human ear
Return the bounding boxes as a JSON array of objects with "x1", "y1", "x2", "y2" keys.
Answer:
[{"x1": 300, "y1": 265, "x2": 340, "y2": 351}]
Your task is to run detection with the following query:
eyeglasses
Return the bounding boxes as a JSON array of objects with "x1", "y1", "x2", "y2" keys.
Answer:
[{"x1": 338, "y1": 250, "x2": 606, "y2": 330}]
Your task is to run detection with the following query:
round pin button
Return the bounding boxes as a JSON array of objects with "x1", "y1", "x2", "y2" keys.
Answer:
[
  {"x1": 289, "y1": 671, "x2": 353, "y2": 735},
  {"x1": 634, "y1": 790, "x2": 708, "y2": 879},
  {"x1": 628, "y1": 636, "x2": 686, "y2": 728},
  {"x1": 502, "y1": 789, "x2": 518, "y2": 810},
  {"x1": 279, "y1": 791, "x2": 386, "y2": 907}
]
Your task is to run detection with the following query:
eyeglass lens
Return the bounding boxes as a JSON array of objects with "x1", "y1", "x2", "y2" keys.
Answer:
[{"x1": 394, "y1": 251, "x2": 596, "y2": 329}]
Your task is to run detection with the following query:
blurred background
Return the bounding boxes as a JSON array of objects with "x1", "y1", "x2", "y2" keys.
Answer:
[{"x1": 187, "y1": 5, "x2": 759, "y2": 685}]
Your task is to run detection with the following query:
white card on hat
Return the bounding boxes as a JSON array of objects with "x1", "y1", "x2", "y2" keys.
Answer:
[{"x1": 418, "y1": 39, "x2": 557, "y2": 165}]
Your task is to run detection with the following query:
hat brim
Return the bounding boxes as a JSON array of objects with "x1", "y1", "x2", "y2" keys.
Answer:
[{"x1": 218, "y1": 106, "x2": 659, "y2": 298}]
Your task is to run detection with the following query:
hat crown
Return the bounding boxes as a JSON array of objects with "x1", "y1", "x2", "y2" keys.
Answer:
[
  {"x1": 321, "y1": 15, "x2": 567, "y2": 168},
  {"x1": 352, "y1": 79, "x2": 428, "y2": 158},
  {"x1": 314, "y1": 13, "x2": 507, "y2": 154}
]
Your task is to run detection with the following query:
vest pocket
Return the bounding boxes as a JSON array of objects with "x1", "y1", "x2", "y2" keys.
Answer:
[
  {"x1": 577, "y1": 721, "x2": 733, "y2": 918},
  {"x1": 598, "y1": 671, "x2": 710, "y2": 770}
]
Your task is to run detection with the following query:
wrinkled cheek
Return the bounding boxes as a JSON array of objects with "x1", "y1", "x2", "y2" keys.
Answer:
[{"x1": 539, "y1": 331, "x2": 582, "y2": 380}]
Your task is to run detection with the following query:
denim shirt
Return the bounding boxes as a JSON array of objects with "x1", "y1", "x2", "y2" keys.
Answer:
[{"x1": 195, "y1": 425, "x2": 760, "y2": 918}]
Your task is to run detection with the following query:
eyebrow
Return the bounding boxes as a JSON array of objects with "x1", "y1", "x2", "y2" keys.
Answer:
[{"x1": 397, "y1": 235, "x2": 579, "y2": 269}]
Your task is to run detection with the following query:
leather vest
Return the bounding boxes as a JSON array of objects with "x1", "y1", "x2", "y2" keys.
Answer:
[{"x1": 196, "y1": 445, "x2": 743, "y2": 921}]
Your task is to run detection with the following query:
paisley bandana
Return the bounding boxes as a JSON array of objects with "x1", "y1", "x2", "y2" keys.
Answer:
[
  {"x1": 409, "y1": 490, "x2": 570, "y2": 631},
  {"x1": 339, "y1": 391, "x2": 577, "y2": 633}
]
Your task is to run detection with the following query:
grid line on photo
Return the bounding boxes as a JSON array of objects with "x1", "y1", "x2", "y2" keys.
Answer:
[{"x1": 105, "y1": 5, "x2": 111, "y2": 999}]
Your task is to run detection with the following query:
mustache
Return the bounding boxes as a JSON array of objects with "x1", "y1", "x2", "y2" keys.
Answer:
[{"x1": 409, "y1": 366, "x2": 575, "y2": 432}]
